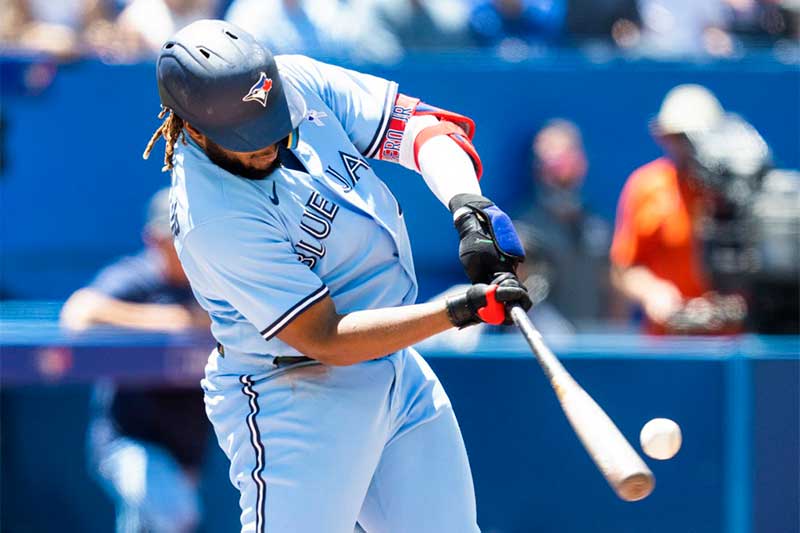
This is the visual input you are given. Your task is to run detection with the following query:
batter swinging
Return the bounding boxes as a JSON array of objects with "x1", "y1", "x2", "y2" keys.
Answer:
[{"x1": 143, "y1": 19, "x2": 531, "y2": 533}]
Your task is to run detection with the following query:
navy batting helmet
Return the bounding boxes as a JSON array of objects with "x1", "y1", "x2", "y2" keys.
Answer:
[{"x1": 156, "y1": 19, "x2": 304, "y2": 152}]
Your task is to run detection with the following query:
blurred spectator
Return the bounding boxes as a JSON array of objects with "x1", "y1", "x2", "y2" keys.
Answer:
[
  {"x1": 224, "y1": 0, "x2": 326, "y2": 54},
  {"x1": 2, "y1": 0, "x2": 796, "y2": 60},
  {"x1": 781, "y1": 0, "x2": 800, "y2": 37},
  {"x1": 513, "y1": 119, "x2": 617, "y2": 331},
  {"x1": 371, "y1": 0, "x2": 474, "y2": 50},
  {"x1": 469, "y1": 0, "x2": 567, "y2": 47},
  {"x1": 771, "y1": 0, "x2": 800, "y2": 62},
  {"x1": 565, "y1": 0, "x2": 641, "y2": 47},
  {"x1": 723, "y1": 0, "x2": 799, "y2": 46},
  {"x1": 225, "y1": 0, "x2": 403, "y2": 63},
  {"x1": 60, "y1": 188, "x2": 210, "y2": 533},
  {"x1": 610, "y1": 84, "x2": 743, "y2": 334},
  {"x1": 636, "y1": 0, "x2": 736, "y2": 56},
  {"x1": 0, "y1": 0, "x2": 113, "y2": 59},
  {"x1": 116, "y1": 0, "x2": 217, "y2": 54},
  {"x1": 725, "y1": 0, "x2": 767, "y2": 35},
  {"x1": 681, "y1": 112, "x2": 798, "y2": 333},
  {"x1": 86, "y1": 0, "x2": 217, "y2": 61}
]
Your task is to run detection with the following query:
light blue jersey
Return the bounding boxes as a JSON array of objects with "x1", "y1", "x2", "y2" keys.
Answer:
[
  {"x1": 172, "y1": 55, "x2": 416, "y2": 370},
  {"x1": 170, "y1": 55, "x2": 479, "y2": 532}
]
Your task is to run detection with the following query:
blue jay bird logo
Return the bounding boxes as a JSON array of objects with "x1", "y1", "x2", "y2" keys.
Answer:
[{"x1": 242, "y1": 72, "x2": 273, "y2": 107}]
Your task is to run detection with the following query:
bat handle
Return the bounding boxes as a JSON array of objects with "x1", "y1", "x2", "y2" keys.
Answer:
[
  {"x1": 509, "y1": 306, "x2": 569, "y2": 383},
  {"x1": 510, "y1": 305, "x2": 536, "y2": 335}
]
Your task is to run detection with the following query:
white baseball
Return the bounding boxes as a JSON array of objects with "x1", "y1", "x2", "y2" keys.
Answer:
[{"x1": 640, "y1": 418, "x2": 682, "y2": 460}]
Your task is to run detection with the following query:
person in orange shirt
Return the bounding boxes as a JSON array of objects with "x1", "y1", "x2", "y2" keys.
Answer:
[{"x1": 611, "y1": 84, "x2": 723, "y2": 334}]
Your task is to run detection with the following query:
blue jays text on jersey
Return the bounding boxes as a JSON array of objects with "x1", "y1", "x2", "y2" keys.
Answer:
[{"x1": 296, "y1": 191, "x2": 339, "y2": 269}]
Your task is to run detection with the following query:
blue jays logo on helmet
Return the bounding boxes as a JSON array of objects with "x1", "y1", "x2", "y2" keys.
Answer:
[{"x1": 242, "y1": 72, "x2": 273, "y2": 107}]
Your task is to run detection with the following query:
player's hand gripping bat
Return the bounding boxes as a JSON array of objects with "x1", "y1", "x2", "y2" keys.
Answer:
[{"x1": 510, "y1": 306, "x2": 655, "y2": 502}]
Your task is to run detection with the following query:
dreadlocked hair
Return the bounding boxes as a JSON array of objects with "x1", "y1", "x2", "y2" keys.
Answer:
[{"x1": 142, "y1": 107, "x2": 187, "y2": 172}]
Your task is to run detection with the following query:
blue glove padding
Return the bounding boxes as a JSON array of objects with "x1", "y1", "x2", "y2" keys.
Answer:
[{"x1": 449, "y1": 193, "x2": 525, "y2": 284}]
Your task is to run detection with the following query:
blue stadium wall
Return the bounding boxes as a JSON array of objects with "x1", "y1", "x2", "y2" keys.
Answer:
[
  {"x1": 2, "y1": 54, "x2": 799, "y2": 300},
  {"x1": 1, "y1": 337, "x2": 798, "y2": 532}
]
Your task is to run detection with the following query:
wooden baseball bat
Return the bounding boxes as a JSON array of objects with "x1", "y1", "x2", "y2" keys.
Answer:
[{"x1": 510, "y1": 306, "x2": 655, "y2": 502}]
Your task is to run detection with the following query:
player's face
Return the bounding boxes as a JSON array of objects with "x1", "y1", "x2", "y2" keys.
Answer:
[
  {"x1": 657, "y1": 134, "x2": 693, "y2": 171},
  {"x1": 533, "y1": 131, "x2": 587, "y2": 190},
  {"x1": 186, "y1": 124, "x2": 280, "y2": 179}
]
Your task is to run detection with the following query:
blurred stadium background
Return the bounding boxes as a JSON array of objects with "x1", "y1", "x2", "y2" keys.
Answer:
[{"x1": 1, "y1": 0, "x2": 798, "y2": 532}]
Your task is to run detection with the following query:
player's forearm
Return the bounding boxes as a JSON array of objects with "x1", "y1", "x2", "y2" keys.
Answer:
[
  {"x1": 416, "y1": 131, "x2": 481, "y2": 206},
  {"x1": 611, "y1": 265, "x2": 661, "y2": 305},
  {"x1": 282, "y1": 300, "x2": 453, "y2": 366},
  {"x1": 612, "y1": 265, "x2": 686, "y2": 325},
  {"x1": 95, "y1": 301, "x2": 195, "y2": 331},
  {"x1": 326, "y1": 301, "x2": 453, "y2": 364},
  {"x1": 392, "y1": 113, "x2": 481, "y2": 207},
  {"x1": 60, "y1": 289, "x2": 194, "y2": 332}
]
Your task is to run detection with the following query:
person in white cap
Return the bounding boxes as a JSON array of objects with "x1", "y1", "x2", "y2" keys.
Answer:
[{"x1": 609, "y1": 84, "x2": 723, "y2": 334}]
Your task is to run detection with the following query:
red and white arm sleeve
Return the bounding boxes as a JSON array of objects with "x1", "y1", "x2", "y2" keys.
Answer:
[{"x1": 375, "y1": 94, "x2": 483, "y2": 207}]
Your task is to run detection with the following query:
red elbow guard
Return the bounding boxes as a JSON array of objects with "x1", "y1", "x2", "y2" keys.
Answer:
[
  {"x1": 377, "y1": 94, "x2": 482, "y2": 179},
  {"x1": 413, "y1": 121, "x2": 483, "y2": 179},
  {"x1": 414, "y1": 102, "x2": 476, "y2": 138}
]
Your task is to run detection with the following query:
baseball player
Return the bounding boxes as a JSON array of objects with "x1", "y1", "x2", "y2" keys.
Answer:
[
  {"x1": 143, "y1": 19, "x2": 531, "y2": 532},
  {"x1": 61, "y1": 189, "x2": 210, "y2": 533}
]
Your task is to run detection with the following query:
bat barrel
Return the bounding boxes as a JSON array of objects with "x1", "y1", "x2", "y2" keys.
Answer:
[{"x1": 510, "y1": 306, "x2": 656, "y2": 503}]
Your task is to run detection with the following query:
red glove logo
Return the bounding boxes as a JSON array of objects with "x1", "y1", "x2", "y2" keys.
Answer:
[{"x1": 477, "y1": 285, "x2": 506, "y2": 325}]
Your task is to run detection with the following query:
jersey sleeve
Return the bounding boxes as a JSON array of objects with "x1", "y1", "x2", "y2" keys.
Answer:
[
  {"x1": 180, "y1": 217, "x2": 329, "y2": 341},
  {"x1": 280, "y1": 55, "x2": 397, "y2": 158}
]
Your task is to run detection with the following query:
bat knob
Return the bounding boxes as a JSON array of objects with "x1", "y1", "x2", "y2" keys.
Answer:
[{"x1": 617, "y1": 472, "x2": 655, "y2": 502}]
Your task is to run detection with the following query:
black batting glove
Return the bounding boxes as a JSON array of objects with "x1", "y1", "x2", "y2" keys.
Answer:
[
  {"x1": 449, "y1": 193, "x2": 526, "y2": 284},
  {"x1": 445, "y1": 273, "x2": 532, "y2": 328}
]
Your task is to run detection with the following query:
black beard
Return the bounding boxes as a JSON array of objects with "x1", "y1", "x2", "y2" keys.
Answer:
[{"x1": 204, "y1": 141, "x2": 281, "y2": 180}]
